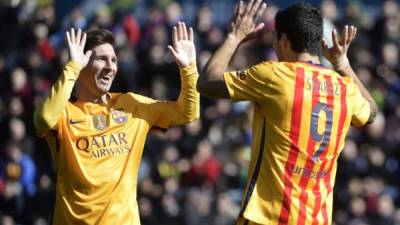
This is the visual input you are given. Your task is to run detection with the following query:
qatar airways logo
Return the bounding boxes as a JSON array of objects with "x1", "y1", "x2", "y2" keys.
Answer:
[{"x1": 75, "y1": 132, "x2": 130, "y2": 158}]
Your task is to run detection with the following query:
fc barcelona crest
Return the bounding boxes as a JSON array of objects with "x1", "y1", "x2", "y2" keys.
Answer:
[
  {"x1": 93, "y1": 115, "x2": 107, "y2": 130},
  {"x1": 111, "y1": 108, "x2": 128, "y2": 124}
]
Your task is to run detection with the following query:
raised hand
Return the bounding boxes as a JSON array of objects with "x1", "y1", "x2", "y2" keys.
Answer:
[
  {"x1": 322, "y1": 25, "x2": 357, "y2": 70},
  {"x1": 65, "y1": 28, "x2": 92, "y2": 67},
  {"x1": 229, "y1": 0, "x2": 267, "y2": 43},
  {"x1": 168, "y1": 22, "x2": 196, "y2": 68}
]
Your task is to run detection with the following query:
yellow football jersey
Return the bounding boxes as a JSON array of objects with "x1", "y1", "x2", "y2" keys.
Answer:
[
  {"x1": 224, "y1": 61, "x2": 370, "y2": 225},
  {"x1": 34, "y1": 61, "x2": 199, "y2": 225}
]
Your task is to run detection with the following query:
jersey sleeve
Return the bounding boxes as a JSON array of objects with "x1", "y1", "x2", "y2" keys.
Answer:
[
  {"x1": 140, "y1": 64, "x2": 200, "y2": 131},
  {"x1": 33, "y1": 61, "x2": 82, "y2": 136},
  {"x1": 349, "y1": 81, "x2": 371, "y2": 127},
  {"x1": 223, "y1": 61, "x2": 275, "y2": 102}
]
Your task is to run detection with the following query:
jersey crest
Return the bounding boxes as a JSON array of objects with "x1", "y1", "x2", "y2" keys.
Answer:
[
  {"x1": 111, "y1": 109, "x2": 128, "y2": 124},
  {"x1": 93, "y1": 114, "x2": 107, "y2": 130}
]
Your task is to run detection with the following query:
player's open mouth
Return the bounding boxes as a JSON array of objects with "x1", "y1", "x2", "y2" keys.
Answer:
[
  {"x1": 98, "y1": 74, "x2": 112, "y2": 83},
  {"x1": 101, "y1": 76, "x2": 110, "y2": 81}
]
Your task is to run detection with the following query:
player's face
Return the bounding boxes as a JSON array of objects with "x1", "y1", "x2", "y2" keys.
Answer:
[{"x1": 81, "y1": 43, "x2": 118, "y2": 96}]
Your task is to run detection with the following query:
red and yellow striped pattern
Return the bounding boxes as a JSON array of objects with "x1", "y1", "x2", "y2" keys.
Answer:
[{"x1": 225, "y1": 61, "x2": 370, "y2": 225}]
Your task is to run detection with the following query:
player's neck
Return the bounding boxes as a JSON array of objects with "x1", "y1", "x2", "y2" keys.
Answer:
[
  {"x1": 73, "y1": 87, "x2": 108, "y2": 104},
  {"x1": 286, "y1": 52, "x2": 320, "y2": 64},
  {"x1": 297, "y1": 53, "x2": 320, "y2": 64}
]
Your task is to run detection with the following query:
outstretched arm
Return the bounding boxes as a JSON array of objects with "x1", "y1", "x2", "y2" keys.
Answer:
[
  {"x1": 197, "y1": 0, "x2": 267, "y2": 99},
  {"x1": 322, "y1": 25, "x2": 378, "y2": 124},
  {"x1": 167, "y1": 22, "x2": 200, "y2": 125},
  {"x1": 33, "y1": 28, "x2": 92, "y2": 136}
]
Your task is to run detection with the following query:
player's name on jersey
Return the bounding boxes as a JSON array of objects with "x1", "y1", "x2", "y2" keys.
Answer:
[{"x1": 305, "y1": 77, "x2": 341, "y2": 96}]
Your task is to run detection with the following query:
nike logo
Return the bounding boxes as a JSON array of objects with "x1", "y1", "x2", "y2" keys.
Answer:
[{"x1": 69, "y1": 119, "x2": 84, "y2": 124}]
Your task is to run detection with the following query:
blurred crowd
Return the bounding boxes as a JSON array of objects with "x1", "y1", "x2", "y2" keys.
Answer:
[{"x1": 0, "y1": 0, "x2": 399, "y2": 225}]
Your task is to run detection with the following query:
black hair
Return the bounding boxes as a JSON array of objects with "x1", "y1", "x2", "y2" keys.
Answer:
[
  {"x1": 275, "y1": 2, "x2": 323, "y2": 55},
  {"x1": 84, "y1": 29, "x2": 115, "y2": 53}
]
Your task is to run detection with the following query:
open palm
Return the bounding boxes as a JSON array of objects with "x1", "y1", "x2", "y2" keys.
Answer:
[
  {"x1": 230, "y1": 0, "x2": 267, "y2": 43},
  {"x1": 168, "y1": 22, "x2": 196, "y2": 68},
  {"x1": 322, "y1": 25, "x2": 357, "y2": 67},
  {"x1": 66, "y1": 28, "x2": 92, "y2": 67}
]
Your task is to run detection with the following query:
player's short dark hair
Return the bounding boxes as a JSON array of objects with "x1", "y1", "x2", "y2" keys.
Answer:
[
  {"x1": 275, "y1": 3, "x2": 323, "y2": 55},
  {"x1": 84, "y1": 29, "x2": 115, "y2": 52}
]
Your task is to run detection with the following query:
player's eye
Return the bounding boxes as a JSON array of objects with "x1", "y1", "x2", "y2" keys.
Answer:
[{"x1": 95, "y1": 56, "x2": 106, "y2": 62}]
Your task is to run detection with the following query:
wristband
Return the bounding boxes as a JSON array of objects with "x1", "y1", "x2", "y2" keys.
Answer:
[{"x1": 333, "y1": 55, "x2": 350, "y2": 71}]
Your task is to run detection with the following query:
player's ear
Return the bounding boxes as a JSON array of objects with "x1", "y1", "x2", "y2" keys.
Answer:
[
  {"x1": 280, "y1": 33, "x2": 290, "y2": 49},
  {"x1": 280, "y1": 33, "x2": 287, "y2": 43}
]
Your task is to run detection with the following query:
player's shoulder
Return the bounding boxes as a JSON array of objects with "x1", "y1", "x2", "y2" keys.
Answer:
[
  {"x1": 256, "y1": 60, "x2": 305, "y2": 73},
  {"x1": 254, "y1": 60, "x2": 280, "y2": 69},
  {"x1": 246, "y1": 60, "x2": 280, "y2": 76},
  {"x1": 111, "y1": 92, "x2": 154, "y2": 105},
  {"x1": 244, "y1": 61, "x2": 297, "y2": 82},
  {"x1": 253, "y1": 61, "x2": 301, "y2": 77},
  {"x1": 339, "y1": 76, "x2": 359, "y2": 96},
  {"x1": 289, "y1": 62, "x2": 349, "y2": 79}
]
